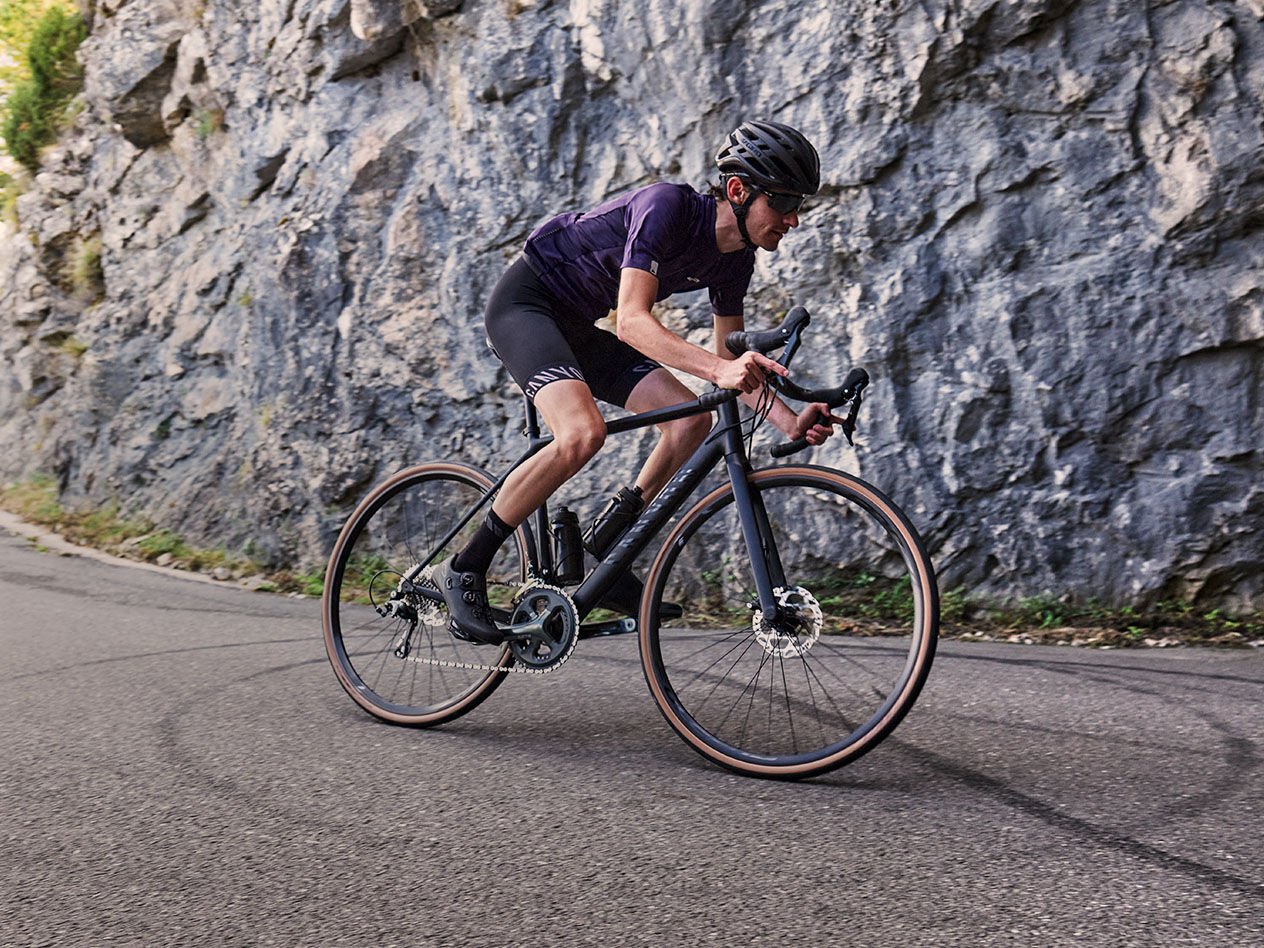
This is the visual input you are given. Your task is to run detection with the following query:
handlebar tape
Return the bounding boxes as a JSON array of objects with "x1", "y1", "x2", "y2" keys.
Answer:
[
  {"x1": 724, "y1": 306, "x2": 811, "y2": 356},
  {"x1": 769, "y1": 369, "x2": 870, "y2": 458}
]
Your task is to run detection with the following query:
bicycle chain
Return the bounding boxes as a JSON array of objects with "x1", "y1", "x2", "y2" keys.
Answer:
[
  {"x1": 397, "y1": 578, "x2": 576, "y2": 676},
  {"x1": 400, "y1": 649, "x2": 545, "y2": 675}
]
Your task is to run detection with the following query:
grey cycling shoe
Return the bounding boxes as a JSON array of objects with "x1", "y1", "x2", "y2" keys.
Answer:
[
  {"x1": 434, "y1": 557, "x2": 504, "y2": 645},
  {"x1": 599, "y1": 570, "x2": 684, "y2": 621}
]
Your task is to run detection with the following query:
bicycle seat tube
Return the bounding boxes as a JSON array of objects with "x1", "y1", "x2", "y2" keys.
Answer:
[{"x1": 569, "y1": 391, "x2": 736, "y2": 618}]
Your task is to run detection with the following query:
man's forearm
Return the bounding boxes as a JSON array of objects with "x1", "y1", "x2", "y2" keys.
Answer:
[{"x1": 618, "y1": 309, "x2": 725, "y2": 384}]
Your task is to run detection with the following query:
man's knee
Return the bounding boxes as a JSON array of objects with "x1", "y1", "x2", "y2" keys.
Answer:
[
  {"x1": 664, "y1": 412, "x2": 711, "y2": 450},
  {"x1": 533, "y1": 379, "x2": 606, "y2": 469},
  {"x1": 556, "y1": 418, "x2": 607, "y2": 467}
]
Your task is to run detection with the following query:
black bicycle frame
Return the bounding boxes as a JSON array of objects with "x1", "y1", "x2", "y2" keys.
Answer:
[
  {"x1": 570, "y1": 392, "x2": 788, "y2": 623},
  {"x1": 412, "y1": 385, "x2": 790, "y2": 624}
]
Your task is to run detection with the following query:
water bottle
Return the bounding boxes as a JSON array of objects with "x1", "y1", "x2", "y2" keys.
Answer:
[
  {"x1": 551, "y1": 506, "x2": 584, "y2": 584},
  {"x1": 583, "y1": 485, "x2": 644, "y2": 559}
]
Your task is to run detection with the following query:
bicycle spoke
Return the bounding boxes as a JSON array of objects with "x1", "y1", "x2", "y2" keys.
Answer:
[
  {"x1": 643, "y1": 467, "x2": 937, "y2": 777},
  {"x1": 323, "y1": 464, "x2": 524, "y2": 726},
  {"x1": 663, "y1": 628, "x2": 761, "y2": 696},
  {"x1": 777, "y1": 654, "x2": 802, "y2": 753}
]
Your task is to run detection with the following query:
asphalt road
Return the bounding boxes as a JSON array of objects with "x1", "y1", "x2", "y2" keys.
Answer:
[{"x1": 1, "y1": 529, "x2": 1261, "y2": 947}]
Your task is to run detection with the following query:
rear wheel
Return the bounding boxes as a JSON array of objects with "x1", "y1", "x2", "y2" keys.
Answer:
[
  {"x1": 640, "y1": 466, "x2": 938, "y2": 779},
  {"x1": 322, "y1": 462, "x2": 529, "y2": 726}
]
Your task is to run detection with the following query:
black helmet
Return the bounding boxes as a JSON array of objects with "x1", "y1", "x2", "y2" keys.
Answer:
[{"x1": 716, "y1": 120, "x2": 820, "y2": 196}]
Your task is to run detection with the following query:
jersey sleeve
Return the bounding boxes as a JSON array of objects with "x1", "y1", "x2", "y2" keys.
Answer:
[{"x1": 621, "y1": 184, "x2": 691, "y2": 279}]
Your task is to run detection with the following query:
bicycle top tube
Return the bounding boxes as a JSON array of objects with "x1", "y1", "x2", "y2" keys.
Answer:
[
  {"x1": 604, "y1": 388, "x2": 737, "y2": 436},
  {"x1": 521, "y1": 387, "x2": 737, "y2": 447}
]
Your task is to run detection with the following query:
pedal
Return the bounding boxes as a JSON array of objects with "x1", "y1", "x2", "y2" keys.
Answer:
[{"x1": 579, "y1": 617, "x2": 637, "y2": 639}]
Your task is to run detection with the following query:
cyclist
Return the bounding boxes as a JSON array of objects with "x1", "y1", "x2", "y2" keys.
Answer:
[{"x1": 438, "y1": 119, "x2": 845, "y2": 643}]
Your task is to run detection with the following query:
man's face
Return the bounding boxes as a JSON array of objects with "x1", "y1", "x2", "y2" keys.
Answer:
[{"x1": 740, "y1": 184, "x2": 804, "y2": 251}]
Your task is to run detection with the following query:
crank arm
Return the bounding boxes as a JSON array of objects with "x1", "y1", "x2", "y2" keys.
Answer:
[{"x1": 502, "y1": 605, "x2": 567, "y2": 645}]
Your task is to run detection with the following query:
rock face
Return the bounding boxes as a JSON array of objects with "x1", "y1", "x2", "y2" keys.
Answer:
[{"x1": 1, "y1": 0, "x2": 1261, "y2": 609}]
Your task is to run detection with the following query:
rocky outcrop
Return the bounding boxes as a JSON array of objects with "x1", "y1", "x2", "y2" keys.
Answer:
[{"x1": 1, "y1": 0, "x2": 1261, "y2": 609}]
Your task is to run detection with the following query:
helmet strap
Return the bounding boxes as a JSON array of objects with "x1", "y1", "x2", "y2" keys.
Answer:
[{"x1": 723, "y1": 175, "x2": 758, "y2": 250}]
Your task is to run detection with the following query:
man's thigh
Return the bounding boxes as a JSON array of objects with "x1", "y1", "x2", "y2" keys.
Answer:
[{"x1": 624, "y1": 367, "x2": 701, "y2": 414}]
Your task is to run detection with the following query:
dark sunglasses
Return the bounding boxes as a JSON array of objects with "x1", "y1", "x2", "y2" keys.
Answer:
[{"x1": 753, "y1": 187, "x2": 807, "y2": 215}]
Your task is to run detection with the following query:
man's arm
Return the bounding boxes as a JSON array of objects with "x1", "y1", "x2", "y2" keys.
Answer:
[{"x1": 615, "y1": 268, "x2": 784, "y2": 395}]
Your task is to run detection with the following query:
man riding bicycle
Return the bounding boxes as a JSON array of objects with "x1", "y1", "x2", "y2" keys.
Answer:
[{"x1": 438, "y1": 119, "x2": 845, "y2": 644}]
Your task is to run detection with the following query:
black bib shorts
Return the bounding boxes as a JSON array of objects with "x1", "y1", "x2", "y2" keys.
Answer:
[{"x1": 484, "y1": 257, "x2": 661, "y2": 408}]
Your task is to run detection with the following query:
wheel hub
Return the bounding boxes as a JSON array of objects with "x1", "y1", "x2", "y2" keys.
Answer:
[{"x1": 752, "y1": 586, "x2": 823, "y2": 657}]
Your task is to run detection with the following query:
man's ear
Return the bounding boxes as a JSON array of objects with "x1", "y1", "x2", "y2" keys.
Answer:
[{"x1": 725, "y1": 176, "x2": 748, "y2": 204}]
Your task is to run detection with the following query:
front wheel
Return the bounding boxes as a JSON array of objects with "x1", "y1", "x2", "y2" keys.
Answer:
[
  {"x1": 640, "y1": 466, "x2": 938, "y2": 779},
  {"x1": 322, "y1": 462, "x2": 530, "y2": 726}
]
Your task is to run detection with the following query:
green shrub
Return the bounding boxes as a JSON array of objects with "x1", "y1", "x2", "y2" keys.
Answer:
[
  {"x1": 1, "y1": 5, "x2": 87, "y2": 172},
  {"x1": 25, "y1": 4, "x2": 84, "y2": 91},
  {"x1": 3, "y1": 81, "x2": 51, "y2": 170},
  {"x1": 1, "y1": 3, "x2": 68, "y2": 75}
]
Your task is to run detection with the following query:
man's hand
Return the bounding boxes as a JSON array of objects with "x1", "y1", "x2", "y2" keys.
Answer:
[
  {"x1": 791, "y1": 402, "x2": 846, "y2": 445},
  {"x1": 714, "y1": 351, "x2": 788, "y2": 394}
]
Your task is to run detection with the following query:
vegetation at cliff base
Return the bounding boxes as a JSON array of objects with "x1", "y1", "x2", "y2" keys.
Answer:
[
  {"x1": 1, "y1": 0, "x2": 87, "y2": 172},
  {"x1": 0, "y1": 474, "x2": 260, "y2": 580},
  {"x1": 0, "y1": 474, "x2": 329, "y2": 595},
  {"x1": 1, "y1": 473, "x2": 1260, "y2": 644}
]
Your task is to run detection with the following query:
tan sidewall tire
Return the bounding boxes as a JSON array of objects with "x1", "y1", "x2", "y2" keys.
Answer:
[
  {"x1": 322, "y1": 462, "x2": 524, "y2": 726},
  {"x1": 639, "y1": 465, "x2": 938, "y2": 778}
]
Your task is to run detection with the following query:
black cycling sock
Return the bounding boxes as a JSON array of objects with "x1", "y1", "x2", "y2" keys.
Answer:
[{"x1": 453, "y1": 509, "x2": 512, "y2": 576}]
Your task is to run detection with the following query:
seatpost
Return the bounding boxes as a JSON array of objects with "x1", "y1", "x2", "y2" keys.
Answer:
[
  {"x1": 523, "y1": 395, "x2": 542, "y2": 441},
  {"x1": 522, "y1": 395, "x2": 554, "y2": 577}
]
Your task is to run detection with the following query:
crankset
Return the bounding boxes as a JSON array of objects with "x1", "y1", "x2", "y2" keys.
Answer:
[{"x1": 505, "y1": 583, "x2": 579, "y2": 671}]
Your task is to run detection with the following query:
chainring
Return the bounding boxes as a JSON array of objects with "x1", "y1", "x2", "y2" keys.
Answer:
[
  {"x1": 507, "y1": 583, "x2": 579, "y2": 671},
  {"x1": 752, "y1": 586, "x2": 824, "y2": 657}
]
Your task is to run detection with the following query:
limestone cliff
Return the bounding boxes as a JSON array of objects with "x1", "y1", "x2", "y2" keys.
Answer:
[{"x1": 1, "y1": 0, "x2": 1262, "y2": 608}]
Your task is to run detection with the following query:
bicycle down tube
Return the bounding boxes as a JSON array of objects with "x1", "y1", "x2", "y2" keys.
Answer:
[
  {"x1": 572, "y1": 391, "x2": 786, "y2": 622},
  {"x1": 403, "y1": 384, "x2": 782, "y2": 624}
]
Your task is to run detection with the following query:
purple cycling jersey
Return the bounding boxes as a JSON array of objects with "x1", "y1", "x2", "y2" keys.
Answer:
[{"x1": 523, "y1": 182, "x2": 756, "y2": 322}]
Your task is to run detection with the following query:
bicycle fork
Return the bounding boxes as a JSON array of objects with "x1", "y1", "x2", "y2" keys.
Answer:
[{"x1": 725, "y1": 453, "x2": 789, "y2": 623}]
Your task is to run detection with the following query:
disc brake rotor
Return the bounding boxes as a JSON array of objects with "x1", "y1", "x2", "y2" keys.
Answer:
[{"x1": 752, "y1": 586, "x2": 824, "y2": 657}]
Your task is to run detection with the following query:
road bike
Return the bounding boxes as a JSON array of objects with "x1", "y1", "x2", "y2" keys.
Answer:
[{"x1": 322, "y1": 307, "x2": 939, "y2": 779}]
